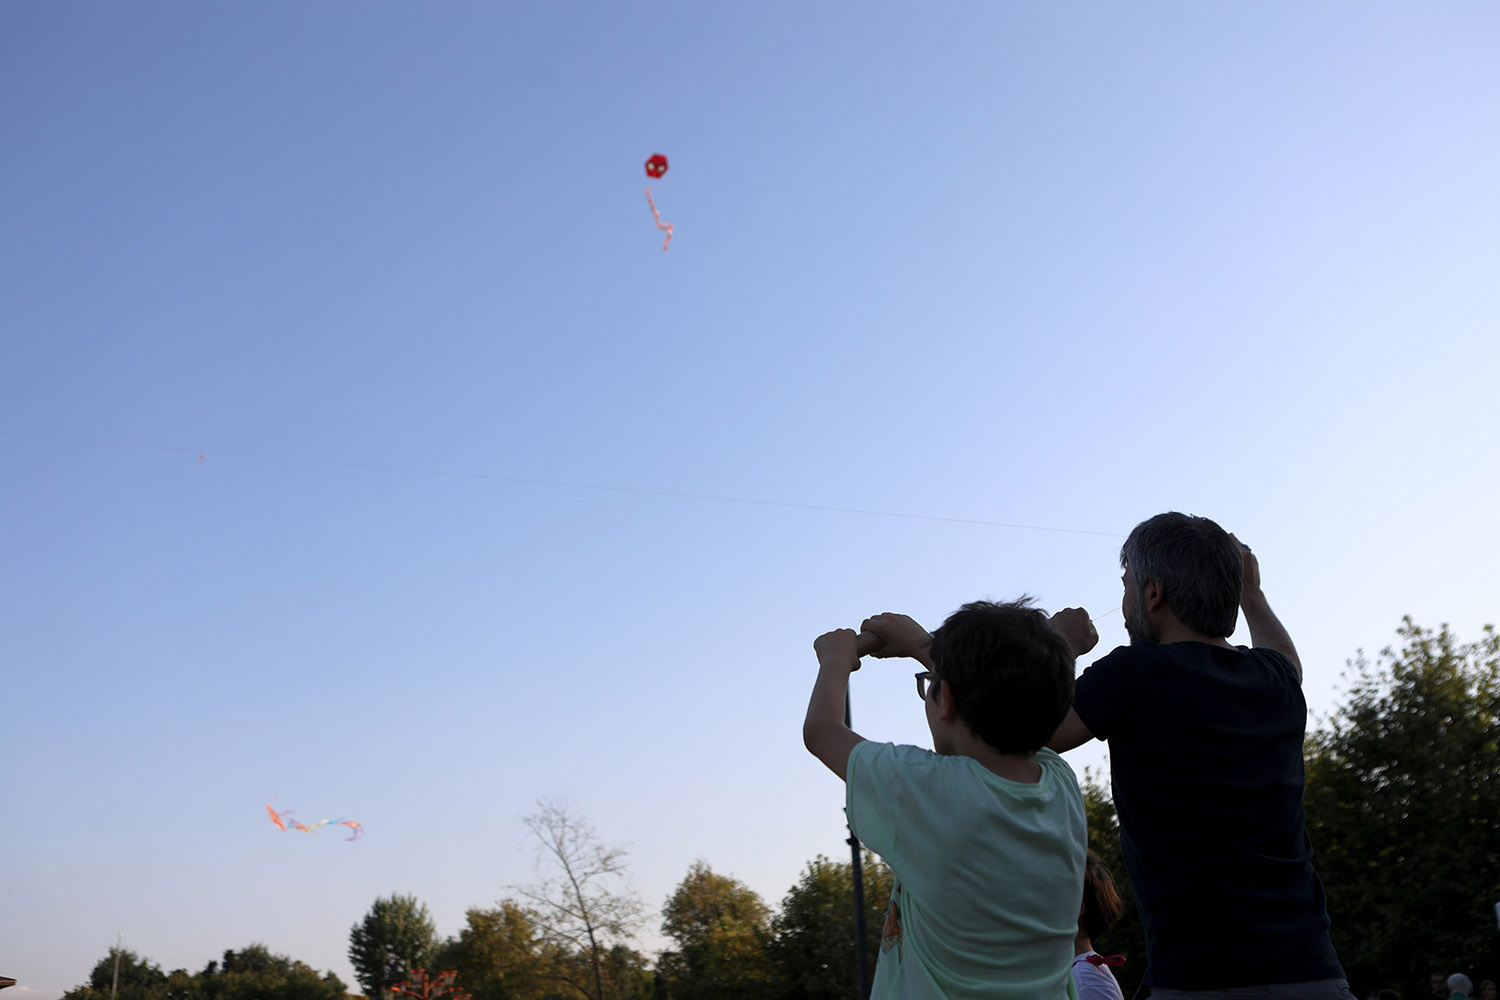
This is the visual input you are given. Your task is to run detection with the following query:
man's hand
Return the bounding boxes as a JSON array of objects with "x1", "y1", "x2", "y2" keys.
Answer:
[
  {"x1": 1047, "y1": 607, "x2": 1098, "y2": 657},
  {"x1": 858, "y1": 613, "x2": 933, "y2": 662},
  {"x1": 813, "y1": 628, "x2": 861, "y2": 671},
  {"x1": 1235, "y1": 535, "x2": 1262, "y2": 594}
]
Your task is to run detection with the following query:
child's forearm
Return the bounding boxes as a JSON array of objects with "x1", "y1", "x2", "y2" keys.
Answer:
[
  {"x1": 804, "y1": 659, "x2": 853, "y2": 739},
  {"x1": 804, "y1": 629, "x2": 865, "y2": 780}
]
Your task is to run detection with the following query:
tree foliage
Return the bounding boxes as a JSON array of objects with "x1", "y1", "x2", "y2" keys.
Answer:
[
  {"x1": 559, "y1": 946, "x2": 652, "y2": 1000},
  {"x1": 62, "y1": 948, "x2": 169, "y2": 1000},
  {"x1": 511, "y1": 801, "x2": 647, "y2": 1000},
  {"x1": 199, "y1": 944, "x2": 346, "y2": 1000},
  {"x1": 349, "y1": 893, "x2": 441, "y2": 998},
  {"x1": 1305, "y1": 618, "x2": 1500, "y2": 996},
  {"x1": 767, "y1": 852, "x2": 892, "y2": 1000},
  {"x1": 1079, "y1": 770, "x2": 1147, "y2": 999},
  {"x1": 63, "y1": 946, "x2": 344, "y2": 1000},
  {"x1": 434, "y1": 902, "x2": 559, "y2": 1000},
  {"x1": 656, "y1": 861, "x2": 772, "y2": 1000}
]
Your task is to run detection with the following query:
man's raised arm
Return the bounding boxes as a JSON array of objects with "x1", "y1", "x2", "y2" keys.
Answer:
[
  {"x1": 1237, "y1": 540, "x2": 1302, "y2": 681},
  {"x1": 1045, "y1": 607, "x2": 1099, "y2": 753}
]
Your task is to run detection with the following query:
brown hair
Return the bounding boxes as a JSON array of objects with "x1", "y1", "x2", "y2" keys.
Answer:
[
  {"x1": 926, "y1": 598, "x2": 1075, "y2": 755},
  {"x1": 1080, "y1": 851, "x2": 1124, "y2": 941}
]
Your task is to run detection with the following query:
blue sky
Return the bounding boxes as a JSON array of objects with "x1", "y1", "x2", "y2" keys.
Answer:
[{"x1": 4, "y1": 3, "x2": 1500, "y2": 996}]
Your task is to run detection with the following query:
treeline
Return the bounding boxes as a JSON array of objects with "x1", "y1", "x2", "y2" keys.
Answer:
[
  {"x1": 62, "y1": 944, "x2": 347, "y2": 1000},
  {"x1": 60, "y1": 853, "x2": 893, "y2": 1000},
  {"x1": 348, "y1": 853, "x2": 894, "y2": 1000}
]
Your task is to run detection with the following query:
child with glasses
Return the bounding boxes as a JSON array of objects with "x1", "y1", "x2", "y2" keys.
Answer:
[{"x1": 805, "y1": 599, "x2": 1087, "y2": 1000}]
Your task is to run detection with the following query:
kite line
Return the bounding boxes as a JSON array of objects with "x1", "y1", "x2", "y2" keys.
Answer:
[{"x1": 2, "y1": 431, "x2": 1123, "y2": 539}]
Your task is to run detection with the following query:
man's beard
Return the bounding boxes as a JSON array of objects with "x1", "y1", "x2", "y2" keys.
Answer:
[{"x1": 1125, "y1": 592, "x2": 1159, "y2": 642}]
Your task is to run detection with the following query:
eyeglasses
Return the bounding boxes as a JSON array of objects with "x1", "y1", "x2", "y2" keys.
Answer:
[{"x1": 914, "y1": 671, "x2": 941, "y2": 702}]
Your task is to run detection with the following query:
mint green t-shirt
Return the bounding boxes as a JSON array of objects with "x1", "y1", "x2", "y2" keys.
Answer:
[{"x1": 846, "y1": 742, "x2": 1087, "y2": 1000}]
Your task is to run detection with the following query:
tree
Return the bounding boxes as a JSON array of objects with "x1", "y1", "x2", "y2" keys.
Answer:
[
  {"x1": 656, "y1": 861, "x2": 773, "y2": 1000},
  {"x1": 349, "y1": 894, "x2": 441, "y2": 998},
  {"x1": 62, "y1": 947, "x2": 343, "y2": 1000},
  {"x1": 511, "y1": 801, "x2": 647, "y2": 1000},
  {"x1": 61, "y1": 949, "x2": 169, "y2": 1000},
  {"x1": 1304, "y1": 618, "x2": 1500, "y2": 996},
  {"x1": 768, "y1": 853, "x2": 892, "y2": 1000},
  {"x1": 434, "y1": 902, "x2": 557, "y2": 1000},
  {"x1": 1079, "y1": 770, "x2": 1147, "y2": 1000},
  {"x1": 199, "y1": 945, "x2": 346, "y2": 1000},
  {"x1": 565, "y1": 946, "x2": 651, "y2": 1000}
]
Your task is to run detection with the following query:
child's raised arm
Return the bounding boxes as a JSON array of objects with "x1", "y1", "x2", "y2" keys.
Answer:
[{"x1": 803, "y1": 629, "x2": 867, "y2": 780}]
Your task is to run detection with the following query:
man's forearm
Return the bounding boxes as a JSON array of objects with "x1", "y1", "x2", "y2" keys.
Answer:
[{"x1": 1242, "y1": 588, "x2": 1301, "y2": 680}]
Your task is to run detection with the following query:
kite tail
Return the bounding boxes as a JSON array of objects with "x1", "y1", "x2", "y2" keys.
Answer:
[{"x1": 645, "y1": 187, "x2": 673, "y2": 251}]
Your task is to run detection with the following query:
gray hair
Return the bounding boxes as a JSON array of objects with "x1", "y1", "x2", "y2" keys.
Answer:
[{"x1": 1120, "y1": 512, "x2": 1243, "y2": 637}]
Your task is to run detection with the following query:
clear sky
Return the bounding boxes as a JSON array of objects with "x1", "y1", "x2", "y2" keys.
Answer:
[{"x1": 4, "y1": 3, "x2": 1499, "y2": 997}]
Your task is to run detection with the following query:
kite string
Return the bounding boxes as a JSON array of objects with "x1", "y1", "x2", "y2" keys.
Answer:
[
  {"x1": 1, "y1": 430, "x2": 1123, "y2": 538},
  {"x1": 645, "y1": 187, "x2": 673, "y2": 251}
]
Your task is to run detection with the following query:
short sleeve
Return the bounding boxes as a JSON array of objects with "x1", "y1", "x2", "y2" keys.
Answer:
[
  {"x1": 1254, "y1": 646, "x2": 1301, "y2": 686},
  {"x1": 845, "y1": 741, "x2": 925, "y2": 867},
  {"x1": 1071, "y1": 645, "x2": 1151, "y2": 741}
]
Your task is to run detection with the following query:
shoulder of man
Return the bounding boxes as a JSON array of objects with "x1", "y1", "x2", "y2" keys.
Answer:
[
  {"x1": 1072, "y1": 643, "x2": 1167, "y2": 739},
  {"x1": 1247, "y1": 645, "x2": 1302, "y2": 683}
]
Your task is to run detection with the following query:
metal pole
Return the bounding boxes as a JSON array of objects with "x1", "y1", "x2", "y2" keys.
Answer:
[
  {"x1": 110, "y1": 933, "x2": 122, "y2": 1000},
  {"x1": 845, "y1": 691, "x2": 870, "y2": 1000}
]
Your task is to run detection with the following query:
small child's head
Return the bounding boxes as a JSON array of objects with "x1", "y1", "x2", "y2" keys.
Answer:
[
  {"x1": 925, "y1": 598, "x2": 1074, "y2": 755},
  {"x1": 1079, "y1": 850, "x2": 1124, "y2": 942}
]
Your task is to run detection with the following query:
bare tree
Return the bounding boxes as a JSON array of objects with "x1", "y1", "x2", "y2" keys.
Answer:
[{"x1": 510, "y1": 801, "x2": 646, "y2": 1000}]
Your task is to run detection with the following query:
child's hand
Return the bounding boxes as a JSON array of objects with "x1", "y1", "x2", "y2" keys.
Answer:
[
  {"x1": 858, "y1": 613, "x2": 932, "y2": 659},
  {"x1": 814, "y1": 628, "x2": 861, "y2": 671},
  {"x1": 1046, "y1": 607, "x2": 1098, "y2": 656}
]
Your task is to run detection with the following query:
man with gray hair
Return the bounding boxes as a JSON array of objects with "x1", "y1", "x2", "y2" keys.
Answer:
[{"x1": 1047, "y1": 512, "x2": 1350, "y2": 998}]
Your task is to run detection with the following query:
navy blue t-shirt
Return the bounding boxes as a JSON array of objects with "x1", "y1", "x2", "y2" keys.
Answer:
[{"x1": 1073, "y1": 641, "x2": 1344, "y2": 990}]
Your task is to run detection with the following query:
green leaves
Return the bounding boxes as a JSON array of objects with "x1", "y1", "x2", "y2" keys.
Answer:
[
  {"x1": 64, "y1": 947, "x2": 344, "y2": 1000},
  {"x1": 767, "y1": 852, "x2": 893, "y2": 1000},
  {"x1": 657, "y1": 861, "x2": 773, "y2": 1000},
  {"x1": 1079, "y1": 772, "x2": 1148, "y2": 999},
  {"x1": 1304, "y1": 619, "x2": 1500, "y2": 996},
  {"x1": 348, "y1": 894, "x2": 440, "y2": 999}
]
